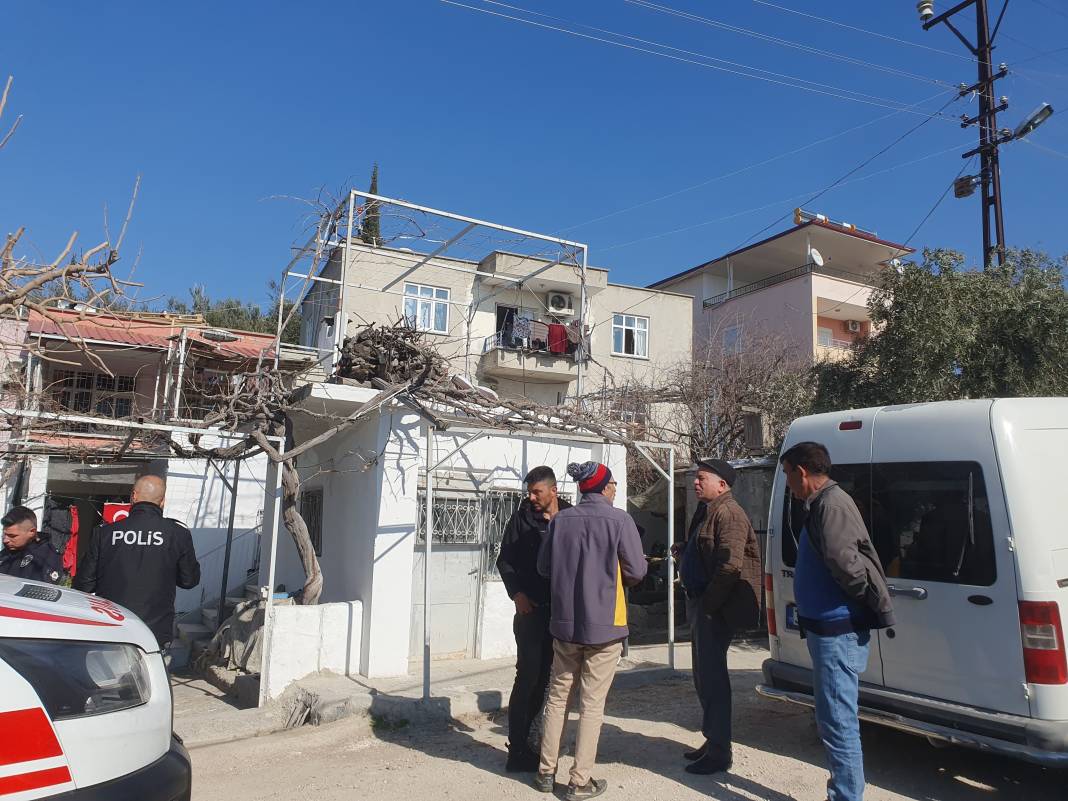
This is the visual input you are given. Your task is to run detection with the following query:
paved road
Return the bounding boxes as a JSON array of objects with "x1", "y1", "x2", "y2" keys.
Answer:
[{"x1": 190, "y1": 651, "x2": 1064, "y2": 800}]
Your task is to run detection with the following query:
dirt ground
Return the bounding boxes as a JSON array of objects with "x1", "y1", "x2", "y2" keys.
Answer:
[{"x1": 189, "y1": 649, "x2": 1064, "y2": 801}]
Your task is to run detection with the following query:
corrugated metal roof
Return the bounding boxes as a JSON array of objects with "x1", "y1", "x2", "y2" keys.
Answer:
[{"x1": 27, "y1": 309, "x2": 277, "y2": 360}]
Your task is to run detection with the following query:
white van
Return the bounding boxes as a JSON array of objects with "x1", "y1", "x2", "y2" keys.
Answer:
[{"x1": 757, "y1": 398, "x2": 1068, "y2": 766}]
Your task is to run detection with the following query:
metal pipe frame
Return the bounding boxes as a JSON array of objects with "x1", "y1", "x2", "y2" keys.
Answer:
[
  {"x1": 632, "y1": 441, "x2": 678, "y2": 670},
  {"x1": 258, "y1": 447, "x2": 286, "y2": 707}
]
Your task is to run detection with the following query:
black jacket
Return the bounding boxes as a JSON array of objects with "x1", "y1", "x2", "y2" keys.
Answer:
[
  {"x1": 0, "y1": 540, "x2": 64, "y2": 584},
  {"x1": 496, "y1": 498, "x2": 571, "y2": 607},
  {"x1": 73, "y1": 501, "x2": 201, "y2": 646}
]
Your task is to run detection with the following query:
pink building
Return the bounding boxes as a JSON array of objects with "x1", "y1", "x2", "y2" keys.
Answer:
[{"x1": 649, "y1": 211, "x2": 914, "y2": 362}]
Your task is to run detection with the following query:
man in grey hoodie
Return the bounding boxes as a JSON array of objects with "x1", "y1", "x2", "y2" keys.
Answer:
[{"x1": 534, "y1": 461, "x2": 647, "y2": 801}]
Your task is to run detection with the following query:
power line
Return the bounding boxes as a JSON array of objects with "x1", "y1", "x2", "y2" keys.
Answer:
[
  {"x1": 626, "y1": 0, "x2": 958, "y2": 88},
  {"x1": 729, "y1": 94, "x2": 962, "y2": 251},
  {"x1": 749, "y1": 0, "x2": 976, "y2": 62},
  {"x1": 1028, "y1": 0, "x2": 1068, "y2": 22},
  {"x1": 600, "y1": 140, "x2": 972, "y2": 252},
  {"x1": 558, "y1": 88, "x2": 954, "y2": 233},
  {"x1": 441, "y1": 1, "x2": 960, "y2": 118},
  {"x1": 1021, "y1": 138, "x2": 1068, "y2": 160},
  {"x1": 901, "y1": 158, "x2": 979, "y2": 249}
]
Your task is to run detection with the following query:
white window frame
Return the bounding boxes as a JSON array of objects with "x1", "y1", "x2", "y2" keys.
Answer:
[
  {"x1": 403, "y1": 282, "x2": 450, "y2": 334},
  {"x1": 817, "y1": 326, "x2": 834, "y2": 347},
  {"x1": 612, "y1": 313, "x2": 649, "y2": 359},
  {"x1": 723, "y1": 324, "x2": 743, "y2": 355},
  {"x1": 51, "y1": 369, "x2": 135, "y2": 419}
]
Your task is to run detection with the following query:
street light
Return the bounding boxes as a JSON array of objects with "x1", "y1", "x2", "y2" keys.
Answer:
[{"x1": 1013, "y1": 103, "x2": 1054, "y2": 140}]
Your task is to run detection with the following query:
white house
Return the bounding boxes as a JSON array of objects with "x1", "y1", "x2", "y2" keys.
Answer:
[{"x1": 260, "y1": 382, "x2": 629, "y2": 687}]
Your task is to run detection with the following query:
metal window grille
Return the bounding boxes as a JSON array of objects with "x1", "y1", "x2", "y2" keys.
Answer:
[
  {"x1": 300, "y1": 488, "x2": 324, "y2": 556},
  {"x1": 416, "y1": 493, "x2": 483, "y2": 545},
  {"x1": 416, "y1": 489, "x2": 571, "y2": 580}
]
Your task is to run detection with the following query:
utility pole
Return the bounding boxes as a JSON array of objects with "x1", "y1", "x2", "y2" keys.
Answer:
[{"x1": 919, "y1": 0, "x2": 1009, "y2": 267}]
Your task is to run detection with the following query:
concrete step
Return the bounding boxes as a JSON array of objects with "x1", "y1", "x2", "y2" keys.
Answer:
[
  {"x1": 176, "y1": 622, "x2": 213, "y2": 646},
  {"x1": 167, "y1": 642, "x2": 191, "y2": 672},
  {"x1": 201, "y1": 608, "x2": 220, "y2": 630}
]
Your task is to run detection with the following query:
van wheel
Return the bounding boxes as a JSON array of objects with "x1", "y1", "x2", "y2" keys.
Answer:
[{"x1": 926, "y1": 736, "x2": 950, "y2": 749}]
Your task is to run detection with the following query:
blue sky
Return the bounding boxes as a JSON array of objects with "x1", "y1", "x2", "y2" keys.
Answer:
[{"x1": 2, "y1": 1, "x2": 1066, "y2": 311}]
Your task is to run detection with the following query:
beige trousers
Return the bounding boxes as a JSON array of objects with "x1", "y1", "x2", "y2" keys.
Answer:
[{"x1": 538, "y1": 639, "x2": 623, "y2": 787}]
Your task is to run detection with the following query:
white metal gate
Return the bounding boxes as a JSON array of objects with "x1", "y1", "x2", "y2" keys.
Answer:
[{"x1": 410, "y1": 489, "x2": 524, "y2": 659}]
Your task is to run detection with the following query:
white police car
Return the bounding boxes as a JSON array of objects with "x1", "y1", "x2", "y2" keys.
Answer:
[{"x1": 0, "y1": 573, "x2": 190, "y2": 799}]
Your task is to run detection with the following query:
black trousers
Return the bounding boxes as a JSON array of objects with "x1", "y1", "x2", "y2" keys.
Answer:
[
  {"x1": 507, "y1": 605, "x2": 553, "y2": 750},
  {"x1": 688, "y1": 598, "x2": 735, "y2": 762}
]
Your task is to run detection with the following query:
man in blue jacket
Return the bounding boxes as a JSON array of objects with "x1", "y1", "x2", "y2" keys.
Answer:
[
  {"x1": 534, "y1": 461, "x2": 647, "y2": 801},
  {"x1": 780, "y1": 442, "x2": 894, "y2": 801}
]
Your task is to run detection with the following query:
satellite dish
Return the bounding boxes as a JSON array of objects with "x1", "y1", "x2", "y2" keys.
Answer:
[{"x1": 810, "y1": 248, "x2": 825, "y2": 267}]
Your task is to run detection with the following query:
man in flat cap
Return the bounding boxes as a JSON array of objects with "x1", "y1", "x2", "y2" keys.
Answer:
[{"x1": 678, "y1": 459, "x2": 762, "y2": 775}]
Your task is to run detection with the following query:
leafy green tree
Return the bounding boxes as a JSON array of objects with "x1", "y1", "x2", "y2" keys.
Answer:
[
  {"x1": 166, "y1": 281, "x2": 301, "y2": 344},
  {"x1": 813, "y1": 248, "x2": 1068, "y2": 411}
]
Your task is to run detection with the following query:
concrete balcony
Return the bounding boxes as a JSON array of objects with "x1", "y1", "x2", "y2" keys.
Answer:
[{"x1": 478, "y1": 335, "x2": 578, "y2": 384}]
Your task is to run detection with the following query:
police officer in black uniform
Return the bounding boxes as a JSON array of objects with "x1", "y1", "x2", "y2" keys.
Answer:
[
  {"x1": 0, "y1": 506, "x2": 64, "y2": 584},
  {"x1": 74, "y1": 474, "x2": 201, "y2": 647}
]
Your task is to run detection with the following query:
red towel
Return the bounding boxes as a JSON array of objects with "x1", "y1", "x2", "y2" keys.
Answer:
[{"x1": 548, "y1": 323, "x2": 568, "y2": 354}]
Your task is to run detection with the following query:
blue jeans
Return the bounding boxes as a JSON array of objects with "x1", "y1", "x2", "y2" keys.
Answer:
[{"x1": 806, "y1": 630, "x2": 870, "y2": 801}]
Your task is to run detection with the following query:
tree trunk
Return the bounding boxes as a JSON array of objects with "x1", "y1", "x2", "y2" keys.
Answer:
[{"x1": 280, "y1": 459, "x2": 323, "y2": 605}]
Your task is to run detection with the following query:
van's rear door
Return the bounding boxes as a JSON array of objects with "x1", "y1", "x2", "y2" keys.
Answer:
[
  {"x1": 769, "y1": 408, "x2": 883, "y2": 685},
  {"x1": 871, "y1": 400, "x2": 1028, "y2": 716}
]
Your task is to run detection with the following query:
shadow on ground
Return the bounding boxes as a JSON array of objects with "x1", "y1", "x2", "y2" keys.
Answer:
[{"x1": 365, "y1": 665, "x2": 1064, "y2": 800}]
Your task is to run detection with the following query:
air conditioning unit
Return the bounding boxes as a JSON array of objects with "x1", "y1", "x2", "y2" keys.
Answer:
[
  {"x1": 847, "y1": 320, "x2": 862, "y2": 333},
  {"x1": 546, "y1": 292, "x2": 575, "y2": 316}
]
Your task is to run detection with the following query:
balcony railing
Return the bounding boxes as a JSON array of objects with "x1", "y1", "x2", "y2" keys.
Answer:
[{"x1": 703, "y1": 262, "x2": 878, "y2": 309}]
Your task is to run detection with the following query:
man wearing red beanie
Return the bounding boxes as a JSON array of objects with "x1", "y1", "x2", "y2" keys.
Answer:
[{"x1": 533, "y1": 461, "x2": 647, "y2": 800}]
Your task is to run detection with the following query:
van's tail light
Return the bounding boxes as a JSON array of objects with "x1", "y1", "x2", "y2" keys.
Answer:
[
  {"x1": 765, "y1": 573, "x2": 777, "y2": 636},
  {"x1": 1020, "y1": 601, "x2": 1068, "y2": 685}
]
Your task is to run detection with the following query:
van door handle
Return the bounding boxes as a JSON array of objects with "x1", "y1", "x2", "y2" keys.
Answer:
[{"x1": 887, "y1": 584, "x2": 928, "y2": 600}]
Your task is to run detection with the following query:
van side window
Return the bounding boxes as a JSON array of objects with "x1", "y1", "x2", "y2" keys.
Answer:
[
  {"x1": 781, "y1": 463, "x2": 870, "y2": 567},
  {"x1": 871, "y1": 462, "x2": 995, "y2": 586}
]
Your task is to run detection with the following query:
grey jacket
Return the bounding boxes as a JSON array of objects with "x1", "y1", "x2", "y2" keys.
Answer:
[
  {"x1": 804, "y1": 481, "x2": 896, "y2": 629},
  {"x1": 537, "y1": 493, "x2": 648, "y2": 645}
]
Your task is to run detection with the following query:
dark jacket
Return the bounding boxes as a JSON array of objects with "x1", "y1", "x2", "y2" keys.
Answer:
[
  {"x1": 696, "y1": 491, "x2": 762, "y2": 629},
  {"x1": 73, "y1": 501, "x2": 201, "y2": 646},
  {"x1": 0, "y1": 540, "x2": 64, "y2": 584},
  {"x1": 800, "y1": 481, "x2": 895, "y2": 631},
  {"x1": 496, "y1": 497, "x2": 572, "y2": 607},
  {"x1": 537, "y1": 493, "x2": 647, "y2": 645}
]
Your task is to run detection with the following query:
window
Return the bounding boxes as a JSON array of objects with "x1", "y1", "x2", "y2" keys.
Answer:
[
  {"x1": 403, "y1": 283, "x2": 449, "y2": 334},
  {"x1": 300, "y1": 488, "x2": 324, "y2": 557},
  {"x1": 723, "y1": 325, "x2": 743, "y2": 355},
  {"x1": 780, "y1": 463, "x2": 871, "y2": 568},
  {"x1": 817, "y1": 327, "x2": 833, "y2": 347},
  {"x1": 51, "y1": 370, "x2": 135, "y2": 419},
  {"x1": 872, "y1": 461, "x2": 995, "y2": 586},
  {"x1": 779, "y1": 461, "x2": 996, "y2": 586},
  {"x1": 612, "y1": 314, "x2": 649, "y2": 358}
]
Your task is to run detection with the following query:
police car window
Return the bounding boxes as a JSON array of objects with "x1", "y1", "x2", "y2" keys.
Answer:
[
  {"x1": 872, "y1": 461, "x2": 995, "y2": 586},
  {"x1": 780, "y1": 463, "x2": 870, "y2": 568}
]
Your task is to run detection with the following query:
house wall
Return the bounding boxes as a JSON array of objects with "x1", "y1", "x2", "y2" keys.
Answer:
[
  {"x1": 704, "y1": 274, "x2": 815, "y2": 358},
  {"x1": 585, "y1": 284, "x2": 692, "y2": 393},
  {"x1": 306, "y1": 243, "x2": 693, "y2": 403},
  {"x1": 270, "y1": 402, "x2": 632, "y2": 678}
]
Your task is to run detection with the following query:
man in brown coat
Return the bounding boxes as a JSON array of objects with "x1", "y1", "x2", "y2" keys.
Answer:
[{"x1": 679, "y1": 458, "x2": 761, "y2": 775}]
